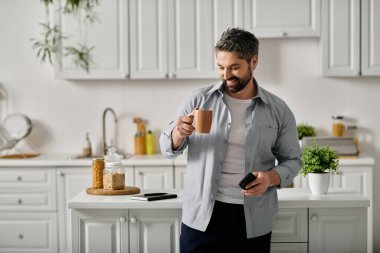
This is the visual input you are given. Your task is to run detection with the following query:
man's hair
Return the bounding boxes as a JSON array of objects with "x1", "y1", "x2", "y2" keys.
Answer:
[{"x1": 215, "y1": 27, "x2": 259, "y2": 62}]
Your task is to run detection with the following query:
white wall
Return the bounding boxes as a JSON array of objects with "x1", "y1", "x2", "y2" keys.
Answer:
[{"x1": 1, "y1": 0, "x2": 379, "y2": 250}]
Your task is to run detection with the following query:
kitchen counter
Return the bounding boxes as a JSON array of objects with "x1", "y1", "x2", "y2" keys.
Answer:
[
  {"x1": 0, "y1": 153, "x2": 173, "y2": 167},
  {"x1": 68, "y1": 188, "x2": 370, "y2": 210},
  {"x1": 0, "y1": 152, "x2": 374, "y2": 167}
]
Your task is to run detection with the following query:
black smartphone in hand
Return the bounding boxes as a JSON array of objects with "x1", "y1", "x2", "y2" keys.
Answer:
[{"x1": 239, "y1": 173, "x2": 257, "y2": 190}]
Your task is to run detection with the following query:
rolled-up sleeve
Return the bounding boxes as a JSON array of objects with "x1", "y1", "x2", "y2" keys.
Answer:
[
  {"x1": 272, "y1": 106, "x2": 302, "y2": 188},
  {"x1": 160, "y1": 93, "x2": 195, "y2": 159},
  {"x1": 160, "y1": 121, "x2": 188, "y2": 158}
]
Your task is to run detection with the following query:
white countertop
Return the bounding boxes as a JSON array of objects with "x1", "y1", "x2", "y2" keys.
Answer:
[
  {"x1": 68, "y1": 188, "x2": 370, "y2": 210},
  {"x1": 0, "y1": 153, "x2": 173, "y2": 167},
  {"x1": 0, "y1": 153, "x2": 374, "y2": 167}
]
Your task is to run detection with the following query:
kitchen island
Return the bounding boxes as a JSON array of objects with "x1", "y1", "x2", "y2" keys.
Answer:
[{"x1": 69, "y1": 189, "x2": 369, "y2": 253}]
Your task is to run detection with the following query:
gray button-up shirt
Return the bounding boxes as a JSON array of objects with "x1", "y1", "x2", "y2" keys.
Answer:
[{"x1": 160, "y1": 81, "x2": 301, "y2": 238}]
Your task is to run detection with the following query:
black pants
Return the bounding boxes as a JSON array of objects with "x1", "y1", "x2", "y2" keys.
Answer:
[{"x1": 180, "y1": 201, "x2": 271, "y2": 253}]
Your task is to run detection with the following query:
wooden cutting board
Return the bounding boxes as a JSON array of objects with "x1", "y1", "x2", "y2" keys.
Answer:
[{"x1": 86, "y1": 186, "x2": 140, "y2": 195}]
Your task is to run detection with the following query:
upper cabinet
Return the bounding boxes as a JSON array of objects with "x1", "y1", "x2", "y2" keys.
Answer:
[
  {"x1": 243, "y1": 0, "x2": 321, "y2": 38},
  {"x1": 54, "y1": 0, "x2": 129, "y2": 79},
  {"x1": 322, "y1": 0, "x2": 380, "y2": 76},
  {"x1": 129, "y1": 0, "x2": 241, "y2": 79},
  {"x1": 361, "y1": 0, "x2": 380, "y2": 75},
  {"x1": 54, "y1": 0, "x2": 322, "y2": 80}
]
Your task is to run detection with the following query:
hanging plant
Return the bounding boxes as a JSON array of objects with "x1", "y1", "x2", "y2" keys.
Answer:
[
  {"x1": 65, "y1": 44, "x2": 94, "y2": 73},
  {"x1": 31, "y1": 0, "x2": 99, "y2": 72}
]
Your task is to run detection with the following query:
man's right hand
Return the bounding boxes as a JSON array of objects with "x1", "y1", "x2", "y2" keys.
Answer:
[{"x1": 172, "y1": 110, "x2": 197, "y2": 150}]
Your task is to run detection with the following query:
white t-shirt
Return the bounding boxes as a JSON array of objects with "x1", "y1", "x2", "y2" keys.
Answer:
[{"x1": 215, "y1": 93, "x2": 253, "y2": 204}]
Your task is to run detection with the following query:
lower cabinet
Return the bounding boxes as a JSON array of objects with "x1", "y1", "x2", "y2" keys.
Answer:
[
  {"x1": 0, "y1": 212, "x2": 58, "y2": 253},
  {"x1": 270, "y1": 207, "x2": 367, "y2": 253},
  {"x1": 71, "y1": 207, "x2": 367, "y2": 253},
  {"x1": 309, "y1": 208, "x2": 367, "y2": 253},
  {"x1": 71, "y1": 209, "x2": 182, "y2": 253}
]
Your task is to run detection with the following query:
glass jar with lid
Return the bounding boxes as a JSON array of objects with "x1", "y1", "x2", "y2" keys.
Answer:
[
  {"x1": 332, "y1": 115, "x2": 345, "y2": 137},
  {"x1": 103, "y1": 147, "x2": 125, "y2": 190}
]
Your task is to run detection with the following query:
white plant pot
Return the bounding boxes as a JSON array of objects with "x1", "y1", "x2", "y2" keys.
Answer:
[{"x1": 308, "y1": 173, "x2": 330, "y2": 195}]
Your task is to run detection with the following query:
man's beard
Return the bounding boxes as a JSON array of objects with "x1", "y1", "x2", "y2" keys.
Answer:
[{"x1": 222, "y1": 71, "x2": 252, "y2": 93}]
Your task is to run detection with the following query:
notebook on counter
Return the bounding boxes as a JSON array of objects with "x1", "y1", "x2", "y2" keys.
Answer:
[{"x1": 131, "y1": 193, "x2": 178, "y2": 201}]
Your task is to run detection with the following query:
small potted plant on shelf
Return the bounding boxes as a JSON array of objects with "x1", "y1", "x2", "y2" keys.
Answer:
[
  {"x1": 300, "y1": 143, "x2": 339, "y2": 195},
  {"x1": 297, "y1": 123, "x2": 316, "y2": 147}
]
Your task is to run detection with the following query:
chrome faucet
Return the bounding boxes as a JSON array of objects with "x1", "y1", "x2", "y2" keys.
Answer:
[{"x1": 102, "y1": 107, "x2": 118, "y2": 156}]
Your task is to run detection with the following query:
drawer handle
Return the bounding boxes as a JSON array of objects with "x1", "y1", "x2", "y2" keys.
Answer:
[
  {"x1": 311, "y1": 215, "x2": 318, "y2": 222},
  {"x1": 17, "y1": 233, "x2": 23, "y2": 239},
  {"x1": 130, "y1": 217, "x2": 137, "y2": 224},
  {"x1": 17, "y1": 176, "x2": 22, "y2": 181},
  {"x1": 119, "y1": 217, "x2": 126, "y2": 223},
  {"x1": 17, "y1": 198, "x2": 23, "y2": 204}
]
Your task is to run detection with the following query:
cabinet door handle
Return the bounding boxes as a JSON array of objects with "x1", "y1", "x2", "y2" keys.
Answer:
[
  {"x1": 311, "y1": 215, "x2": 318, "y2": 222},
  {"x1": 282, "y1": 31, "x2": 288, "y2": 37},
  {"x1": 16, "y1": 198, "x2": 22, "y2": 204},
  {"x1": 16, "y1": 175, "x2": 22, "y2": 181},
  {"x1": 57, "y1": 171, "x2": 65, "y2": 177},
  {"x1": 119, "y1": 217, "x2": 126, "y2": 223},
  {"x1": 17, "y1": 233, "x2": 24, "y2": 239},
  {"x1": 130, "y1": 217, "x2": 137, "y2": 224}
]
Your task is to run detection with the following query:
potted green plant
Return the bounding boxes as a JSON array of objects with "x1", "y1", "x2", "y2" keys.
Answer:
[
  {"x1": 300, "y1": 144, "x2": 339, "y2": 194},
  {"x1": 297, "y1": 123, "x2": 316, "y2": 140},
  {"x1": 297, "y1": 123, "x2": 316, "y2": 148}
]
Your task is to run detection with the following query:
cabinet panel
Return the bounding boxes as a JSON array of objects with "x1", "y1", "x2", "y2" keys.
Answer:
[
  {"x1": 322, "y1": 0, "x2": 360, "y2": 76},
  {"x1": 0, "y1": 212, "x2": 57, "y2": 253},
  {"x1": 55, "y1": 0, "x2": 129, "y2": 79},
  {"x1": 271, "y1": 243, "x2": 308, "y2": 253},
  {"x1": 129, "y1": 209, "x2": 181, "y2": 253},
  {"x1": 174, "y1": 165, "x2": 186, "y2": 189},
  {"x1": 71, "y1": 210, "x2": 128, "y2": 253},
  {"x1": 244, "y1": 0, "x2": 320, "y2": 37},
  {"x1": 0, "y1": 168, "x2": 54, "y2": 189},
  {"x1": 135, "y1": 166, "x2": 174, "y2": 189},
  {"x1": 129, "y1": 0, "x2": 168, "y2": 79},
  {"x1": 309, "y1": 208, "x2": 367, "y2": 253},
  {"x1": 361, "y1": 0, "x2": 380, "y2": 75},
  {"x1": 57, "y1": 167, "x2": 92, "y2": 253},
  {"x1": 272, "y1": 208, "x2": 308, "y2": 243},
  {"x1": 168, "y1": 0, "x2": 215, "y2": 78}
]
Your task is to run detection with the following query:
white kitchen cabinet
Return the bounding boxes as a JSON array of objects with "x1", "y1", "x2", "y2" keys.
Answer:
[
  {"x1": 129, "y1": 209, "x2": 182, "y2": 253},
  {"x1": 130, "y1": 0, "x2": 243, "y2": 79},
  {"x1": 0, "y1": 212, "x2": 58, "y2": 253},
  {"x1": 174, "y1": 165, "x2": 186, "y2": 189},
  {"x1": 54, "y1": 0, "x2": 129, "y2": 79},
  {"x1": 361, "y1": 0, "x2": 380, "y2": 75},
  {"x1": 134, "y1": 165, "x2": 174, "y2": 189},
  {"x1": 243, "y1": 0, "x2": 321, "y2": 38},
  {"x1": 71, "y1": 209, "x2": 181, "y2": 253},
  {"x1": 293, "y1": 158, "x2": 374, "y2": 253},
  {"x1": 0, "y1": 167, "x2": 58, "y2": 253},
  {"x1": 322, "y1": 0, "x2": 380, "y2": 76},
  {"x1": 56, "y1": 165, "x2": 134, "y2": 253},
  {"x1": 309, "y1": 207, "x2": 367, "y2": 253},
  {"x1": 57, "y1": 167, "x2": 92, "y2": 253},
  {"x1": 71, "y1": 209, "x2": 129, "y2": 253},
  {"x1": 271, "y1": 208, "x2": 308, "y2": 243}
]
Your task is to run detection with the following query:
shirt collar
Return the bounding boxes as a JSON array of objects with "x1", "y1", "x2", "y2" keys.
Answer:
[{"x1": 208, "y1": 78, "x2": 269, "y2": 105}]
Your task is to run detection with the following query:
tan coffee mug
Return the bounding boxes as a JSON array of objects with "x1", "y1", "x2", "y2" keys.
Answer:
[{"x1": 194, "y1": 109, "x2": 212, "y2": 133}]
